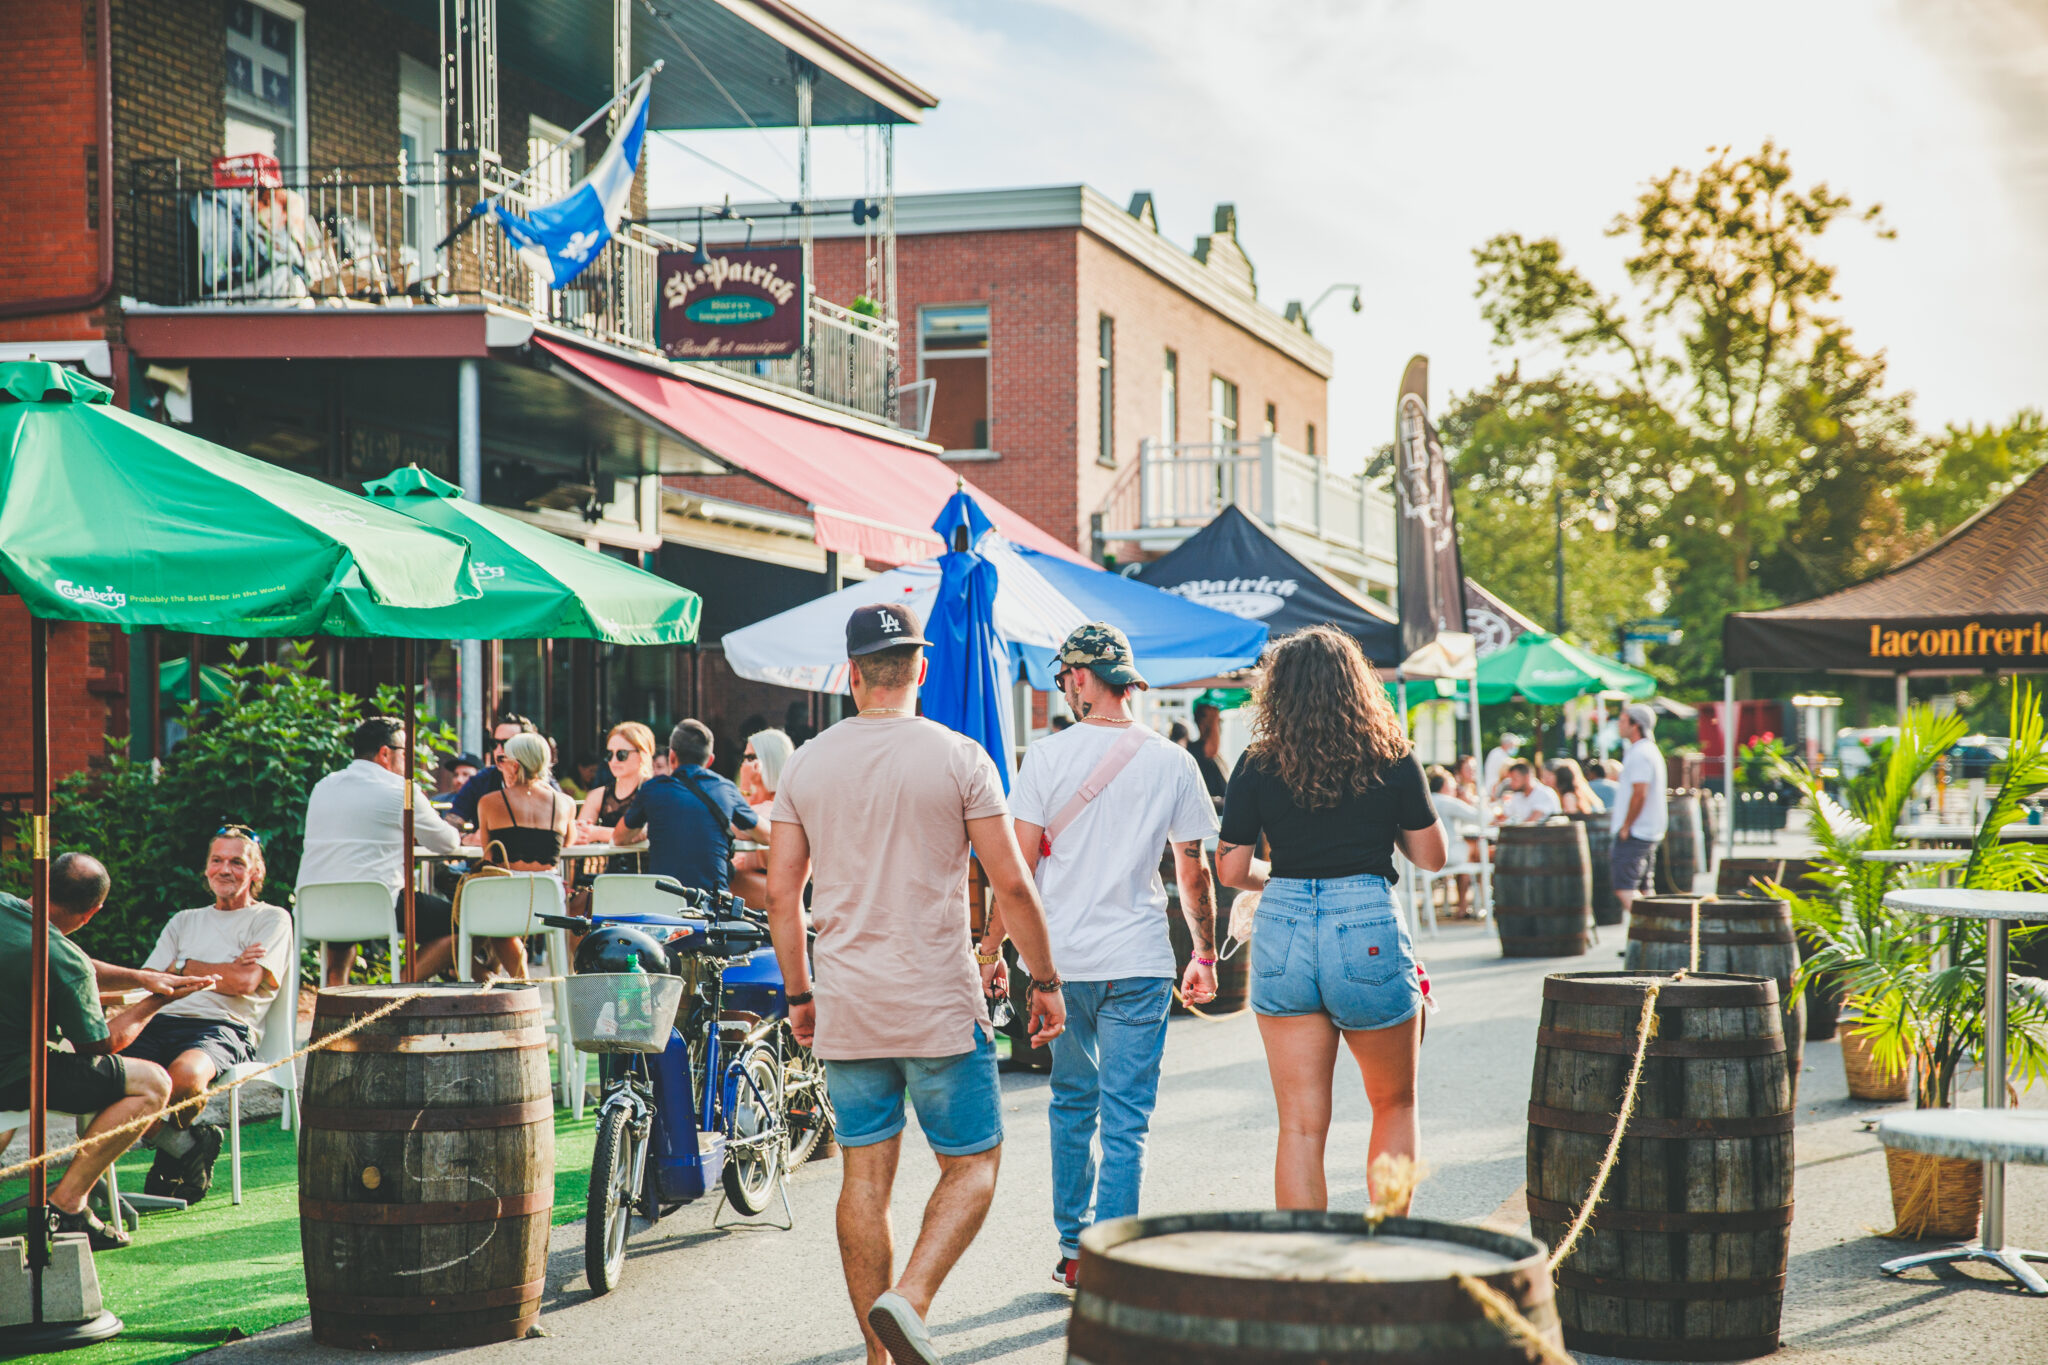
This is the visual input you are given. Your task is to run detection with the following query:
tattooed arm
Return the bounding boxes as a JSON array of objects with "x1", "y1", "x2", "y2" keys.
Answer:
[
  {"x1": 1214, "y1": 839, "x2": 1269, "y2": 893},
  {"x1": 1172, "y1": 840, "x2": 1220, "y2": 1004}
]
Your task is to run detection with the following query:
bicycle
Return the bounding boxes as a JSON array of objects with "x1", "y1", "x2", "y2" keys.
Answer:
[{"x1": 552, "y1": 886, "x2": 797, "y2": 1296}]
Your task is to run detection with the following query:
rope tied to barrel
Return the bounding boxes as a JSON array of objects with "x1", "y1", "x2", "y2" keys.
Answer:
[
  {"x1": 1453, "y1": 1271, "x2": 1576, "y2": 1365},
  {"x1": 1688, "y1": 895, "x2": 1706, "y2": 972},
  {"x1": 0, "y1": 973, "x2": 564, "y2": 1184}
]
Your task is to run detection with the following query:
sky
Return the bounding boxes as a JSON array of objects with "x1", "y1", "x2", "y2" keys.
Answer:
[{"x1": 646, "y1": 0, "x2": 2048, "y2": 473}]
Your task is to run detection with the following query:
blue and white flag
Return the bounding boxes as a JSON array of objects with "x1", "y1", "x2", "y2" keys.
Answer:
[{"x1": 477, "y1": 82, "x2": 650, "y2": 289}]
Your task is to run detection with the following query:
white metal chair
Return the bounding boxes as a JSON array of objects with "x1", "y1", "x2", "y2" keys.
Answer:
[
  {"x1": 456, "y1": 872, "x2": 583, "y2": 1117},
  {"x1": 589, "y1": 873, "x2": 688, "y2": 919},
  {"x1": 220, "y1": 944, "x2": 300, "y2": 1205},
  {"x1": 296, "y1": 880, "x2": 402, "y2": 983},
  {"x1": 1414, "y1": 824, "x2": 1494, "y2": 936},
  {"x1": 0, "y1": 1108, "x2": 174, "y2": 1229}
]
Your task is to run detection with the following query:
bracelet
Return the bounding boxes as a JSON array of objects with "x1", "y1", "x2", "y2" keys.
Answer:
[
  {"x1": 1193, "y1": 956, "x2": 1216, "y2": 965},
  {"x1": 785, "y1": 990, "x2": 814, "y2": 1007},
  {"x1": 1029, "y1": 977, "x2": 1063, "y2": 994},
  {"x1": 974, "y1": 948, "x2": 1002, "y2": 966}
]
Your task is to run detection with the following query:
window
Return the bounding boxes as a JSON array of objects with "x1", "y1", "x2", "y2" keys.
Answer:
[
  {"x1": 1306, "y1": 422, "x2": 1317, "y2": 457},
  {"x1": 1263, "y1": 402, "x2": 1277, "y2": 438},
  {"x1": 1210, "y1": 375, "x2": 1239, "y2": 446},
  {"x1": 224, "y1": 0, "x2": 305, "y2": 167},
  {"x1": 1097, "y1": 315, "x2": 1116, "y2": 466},
  {"x1": 920, "y1": 304, "x2": 992, "y2": 455},
  {"x1": 398, "y1": 56, "x2": 440, "y2": 285},
  {"x1": 1161, "y1": 349, "x2": 1179, "y2": 447}
]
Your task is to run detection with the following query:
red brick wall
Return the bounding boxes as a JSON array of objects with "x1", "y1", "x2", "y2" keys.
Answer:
[
  {"x1": 0, "y1": 608, "x2": 112, "y2": 796},
  {"x1": 0, "y1": 0, "x2": 112, "y2": 345}
]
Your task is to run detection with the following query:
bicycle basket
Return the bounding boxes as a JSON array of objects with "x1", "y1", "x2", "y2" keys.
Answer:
[{"x1": 565, "y1": 973, "x2": 686, "y2": 1054}]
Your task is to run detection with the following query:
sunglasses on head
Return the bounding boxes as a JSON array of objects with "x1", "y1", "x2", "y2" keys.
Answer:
[
  {"x1": 215, "y1": 823, "x2": 262, "y2": 848},
  {"x1": 607, "y1": 748, "x2": 638, "y2": 762}
]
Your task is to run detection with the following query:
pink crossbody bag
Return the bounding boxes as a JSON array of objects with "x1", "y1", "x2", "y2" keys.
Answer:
[{"x1": 1038, "y1": 727, "x2": 1150, "y2": 857}]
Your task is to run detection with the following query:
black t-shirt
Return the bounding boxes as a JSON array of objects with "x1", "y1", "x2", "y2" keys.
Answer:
[
  {"x1": 1220, "y1": 749, "x2": 1437, "y2": 883},
  {"x1": 1191, "y1": 748, "x2": 1227, "y2": 800}
]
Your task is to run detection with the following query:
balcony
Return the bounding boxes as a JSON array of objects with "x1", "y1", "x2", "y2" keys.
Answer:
[
  {"x1": 1096, "y1": 438, "x2": 1398, "y2": 587},
  {"x1": 123, "y1": 158, "x2": 902, "y2": 427}
]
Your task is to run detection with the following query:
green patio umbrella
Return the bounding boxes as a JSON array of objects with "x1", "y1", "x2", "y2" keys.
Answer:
[
  {"x1": 159, "y1": 656, "x2": 234, "y2": 704},
  {"x1": 331, "y1": 465, "x2": 699, "y2": 644},
  {"x1": 1475, "y1": 630, "x2": 1656, "y2": 705},
  {"x1": 0, "y1": 361, "x2": 480, "y2": 1347}
]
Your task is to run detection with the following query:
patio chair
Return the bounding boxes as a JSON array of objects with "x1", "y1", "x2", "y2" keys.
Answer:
[
  {"x1": 1413, "y1": 825, "x2": 1493, "y2": 935},
  {"x1": 296, "y1": 880, "x2": 402, "y2": 984},
  {"x1": 219, "y1": 944, "x2": 300, "y2": 1205},
  {"x1": 0, "y1": 1107, "x2": 184, "y2": 1231},
  {"x1": 589, "y1": 873, "x2": 688, "y2": 919},
  {"x1": 456, "y1": 872, "x2": 583, "y2": 1117}
]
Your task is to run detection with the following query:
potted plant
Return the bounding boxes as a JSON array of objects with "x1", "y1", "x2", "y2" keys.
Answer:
[{"x1": 1778, "y1": 689, "x2": 2048, "y2": 1238}]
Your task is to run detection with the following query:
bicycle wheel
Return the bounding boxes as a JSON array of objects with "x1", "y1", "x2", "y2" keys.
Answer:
[
  {"x1": 722, "y1": 1044, "x2": 784, "y2": 1216},
  {"x1": 585, "y1": 1103, "x2": 637, "y2": 1296},
  {"x1": 783, "y1": 1033, "x2": 833, "y2": 1170}
]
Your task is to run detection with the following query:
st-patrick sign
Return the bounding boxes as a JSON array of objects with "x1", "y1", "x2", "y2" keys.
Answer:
[{"x1": 657, "y1": 246, "x2": 804, "y2": 361}]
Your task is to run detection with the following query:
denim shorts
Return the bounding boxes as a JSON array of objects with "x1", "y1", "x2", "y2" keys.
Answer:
[
  {"x1": 822, "y1": 1028, "x2": 1003, "y2": 1157},
  {"x1": 1249, "y1": 874, "x2": 1422, "y2": 1032}
]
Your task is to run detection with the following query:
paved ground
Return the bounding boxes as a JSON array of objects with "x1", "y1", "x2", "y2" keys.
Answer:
[{"x1": 210, "y1": 904, "x2": 2048, "y2": 1365}]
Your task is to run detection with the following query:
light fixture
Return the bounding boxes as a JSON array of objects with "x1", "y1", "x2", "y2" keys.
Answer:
[{"x1": 1790, "y1": 694, "x2": 1843, "y2": 708}]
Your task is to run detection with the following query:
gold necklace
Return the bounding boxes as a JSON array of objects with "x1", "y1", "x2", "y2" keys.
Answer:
[
  {"x1": 1082, "y1": 716, "x2": 1135, "y2": 726},
  {"x1": 859, "y1": 707, "x2": 913, "y2": 717}
]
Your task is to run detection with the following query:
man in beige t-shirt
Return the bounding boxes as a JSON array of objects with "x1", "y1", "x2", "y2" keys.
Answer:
[{"x1": 769, "y1": 602, "x2": 1065, "y2": 1365}]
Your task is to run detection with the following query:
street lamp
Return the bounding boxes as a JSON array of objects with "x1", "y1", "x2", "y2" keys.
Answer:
[
  {"x1": 1554, "y1": 486, "x2": 1615, "y2": 635},
  {"x1": 1304, "y1": 283, "x2": 1363, "y2": 325}
]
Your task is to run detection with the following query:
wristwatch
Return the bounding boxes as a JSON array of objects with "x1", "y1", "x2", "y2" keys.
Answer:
[
  {"x1": 785, "y1": 990, "x2": 814, "y2": 1007},
  {"x1": 974, "y1": 946, "x2": 1002, "y2": 966}
]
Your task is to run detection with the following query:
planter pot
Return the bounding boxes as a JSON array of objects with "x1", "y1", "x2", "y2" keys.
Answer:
[
  {"x1": 1883, "y1": 1145, "x2": 1983, "y2": 1240},
  {"x1": 1841, "y1": 1023, "x2": 1907, "y2": 1101}
]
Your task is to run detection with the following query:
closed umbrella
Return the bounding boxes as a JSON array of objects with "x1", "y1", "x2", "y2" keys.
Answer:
[
  {"x1": 921, "y1": 491, "x2": 1014, "y2": 789},
  {"x1": 1474, "y1": 631, "x2": 1656, "y2": 706},
  {"x1": 0, "y1": 361, "x2": 479, "y2": 1348}
]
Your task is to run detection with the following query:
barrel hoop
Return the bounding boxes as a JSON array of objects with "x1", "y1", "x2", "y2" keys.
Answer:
[
  {"x1": 301, "y1": 1190, "x2": 552, "y2": 1225},
  {"x1": 318, "y1": 1027, "x2": 546, "y2": 1054},
  {"x1": 310, "y1": 1312, "x2": 540, "y2": 1350},
  {"x1": 1070, "y1": 1289, "x2": 1554, "y2": 1352},
  {"x1": 1553, "y1": 1267, "x2": 1785, "y2": 1300},
  {"x1": 1527, "y1": 1102, "x2": 1793, "y2": 1139},
  {"x1": 1564, "y1": 1328, "x2": 1782, "y2": 1361},
  {"x1": 301, "y1": 1099, "x2": 553, "y2": 1132},
  {"x1": 1525, "y1": 1193, "x2": 1794, "y2": 1232},
  {"x1": 1628, "y1": 928, "x2": 1794, "y2": 946},
  {"x1": 315, "y1": 988, "x2": 540, "y2": 1019},
  {"x1": 307, "y1": 1277, "x2": 545, "y2": 1317},
  {"x1": 1543, "y1": 977, "x2": 1777, "y2": 1008},
  {"x1": 1536, "y1": 1027, "x2": 1785, "y2": 1058}
]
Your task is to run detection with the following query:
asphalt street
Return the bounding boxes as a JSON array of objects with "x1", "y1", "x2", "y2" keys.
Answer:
[{"x1": 213, "y1": 916, "x2": 2048, "y2": 1365}]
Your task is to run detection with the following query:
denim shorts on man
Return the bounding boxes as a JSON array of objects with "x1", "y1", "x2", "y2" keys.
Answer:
[
  {"x1": 1249, "y1": 874, "x2": 1421, "y2": 1031},
  {"x1": 822, "y1": 1027, "x2": 1003, "y2": 1156},
  {"x1": 1610, "y1": 835, "x2": 1659, "y2": 894}
]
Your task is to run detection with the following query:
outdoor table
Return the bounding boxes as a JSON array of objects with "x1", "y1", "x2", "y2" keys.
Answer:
[
  {"x1": 1856, "y1": 847, "x2": 1971, "y2": 885},
  {"x1": 1879, "y1": 887, "x2": 2048, "y2": 1292},
  {"x1": 1877, "y1": 1108, "x2": 2048, "y2": 1295},
  {"x1": 1896, "y1": 821, "x2": 2048, "y2": 845}
]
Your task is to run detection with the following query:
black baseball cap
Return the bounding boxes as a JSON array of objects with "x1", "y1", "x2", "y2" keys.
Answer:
[{"x1": 846, "y1": 602, "x2": 931, "y2": 657}]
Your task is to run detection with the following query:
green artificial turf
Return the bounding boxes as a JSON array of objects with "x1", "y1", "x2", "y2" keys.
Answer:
[{"x1": 0, "y1": 1108, "x2": 595, "y2": 1365}]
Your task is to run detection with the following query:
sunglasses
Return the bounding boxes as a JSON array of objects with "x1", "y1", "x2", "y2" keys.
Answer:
[
  {"x1": 607, "y1": 748, "x2": 638, "y2": 761},
  {"x1": 215, "y1": 823, "x2": 262, "y2": 848}
]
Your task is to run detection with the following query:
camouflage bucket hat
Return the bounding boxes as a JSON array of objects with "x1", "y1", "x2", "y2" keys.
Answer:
[{"x1": 1057, "y1": 621, "x2": 1147, "y2": 689}]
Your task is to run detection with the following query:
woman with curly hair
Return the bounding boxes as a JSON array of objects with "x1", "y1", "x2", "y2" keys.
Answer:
[{"x1": 1217, "y1": 626, "x2": 1447, "y2": 1212}]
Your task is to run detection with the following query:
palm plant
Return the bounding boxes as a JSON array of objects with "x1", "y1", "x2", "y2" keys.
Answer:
[{"x1": 1776, "y1": 687, "x2": 2048, "y2": 1107}]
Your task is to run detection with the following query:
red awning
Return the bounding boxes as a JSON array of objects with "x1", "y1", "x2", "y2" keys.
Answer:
[{"x1": 540, "y1": 340, "x2": 1087, "y2": 567}]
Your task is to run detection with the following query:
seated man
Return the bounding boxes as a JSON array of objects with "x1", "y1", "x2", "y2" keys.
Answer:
[
  {"x1": 300, "y1": 716, "x2": 464, "y2": 984},
  {"x1": 615, "y1": 719, "x2": 758, "y2": 897},
  {"x1": 1498, "y1": 759, "x2": 1562, "y2": 824},
  {"x1": 131, "y1": 827, "x2": 295, "y2": 1205},
  {"x1": 0, "y1": 853, "x2": 214, "y2": 1249}
]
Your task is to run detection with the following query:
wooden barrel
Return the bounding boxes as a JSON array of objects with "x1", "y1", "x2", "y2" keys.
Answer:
[
  {"x1": 1163, "y1": 848, "x2": 1247, "y2": 1017},
  {"x1": 1067, "y1": 1210, "x2": 1561, "y2": 1364},
  {"x1": 1529, "y1": 972, "x2": 1791, "y2": 1361},
  {"x1": 1570, "y1": 812, "x2": 1621, "y2": 925},
  {"x1": 1712, "y1": 860, "x2": 1839, "y2": 1042},
  {"x1": 1653, "y1": 792, "x2": 1706, "y2": 893},
  {"x1": 1494, "y1": 820, "x2": 1593, "y2": 958},
  {"x1": 300, "y1": 983, "x2": 555, "y2": 1350},
  {"x1": 1624, "y1": 894, "x2": 1806, "y2": 1099}
]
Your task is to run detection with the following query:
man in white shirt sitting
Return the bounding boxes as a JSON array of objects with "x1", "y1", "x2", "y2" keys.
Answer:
[
  {"x1": 1498, "y1": 761, "x2": 1562, "y2": 824},
  {"x1": 1482, "y1": 732, "x2": 1523, "y2": 798},
  {"x1": 133, "y1": 826, "x2": 295, "y2": 1205},
  {"x1": 299, "y1": 717, "x2": 464, "y2": 984}
]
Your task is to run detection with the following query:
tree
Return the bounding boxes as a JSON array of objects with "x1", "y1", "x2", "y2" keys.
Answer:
[{"x1": 1898, "y1": 410, "x2": 2048, "y2": 548}]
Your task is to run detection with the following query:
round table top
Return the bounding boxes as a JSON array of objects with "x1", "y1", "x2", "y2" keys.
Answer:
[
  {"x1": 1857, "y1": 848, "x2": 1972, "y2": 865},
  {"x1": 414, "y1": 841, "x2": 647, "y2": 861},
  {"x1": 1897, "y1": 822, "x2": 2048, "y2": 843},
  {"x1": 1878, "y1": 1109, "x2": 2048, "y2": 1165},
  {"x1": 1883, "y1": 888, "x2": 2048, "y2": 922}
]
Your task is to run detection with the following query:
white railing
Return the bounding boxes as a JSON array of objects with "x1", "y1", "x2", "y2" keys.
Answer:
[
  {"x1": 1100, "y1": 437, "x2": 1396, "y2": 558},
  {"x1": 707, "y1": 297, "x2": 899, "y2": 420}
]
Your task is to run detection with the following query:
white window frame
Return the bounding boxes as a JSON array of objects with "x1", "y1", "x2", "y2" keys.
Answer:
[
  {"x1": 1096, "y1": 314, "x2": 1116, "y2": 467},
  {"x1": 1161, "y1": 347, "x2": 1179, "y2": 446},
  {"x1": 226, "y1": 0, "x2": 308, "y2": 169},
  {"x1": 398, "y1": 81, "x2": 441, "y2": 276},
  {"x1": 919, "y1": 302, "x2": 994, "y2": 458},
  {"x1": 1210, "y1": 374, "x2": 1239, "y2": 446}
]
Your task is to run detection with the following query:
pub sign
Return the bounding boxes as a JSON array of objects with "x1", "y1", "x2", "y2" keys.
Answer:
[{"x1": 657, "y1": 246, "x2": 805, "y2": 361}]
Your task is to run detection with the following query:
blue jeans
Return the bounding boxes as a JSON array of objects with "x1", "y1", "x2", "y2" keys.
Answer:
[{"x1": 1048, "y1": 977, "x2": 1173, "y2": 1257}]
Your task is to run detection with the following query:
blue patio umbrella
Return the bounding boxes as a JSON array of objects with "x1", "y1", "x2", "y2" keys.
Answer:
[{"x1": 921, "y1": 490, "x2": 1015, "y2": 790}]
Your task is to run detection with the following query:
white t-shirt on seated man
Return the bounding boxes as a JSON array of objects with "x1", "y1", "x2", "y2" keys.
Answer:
[
  {"x1": 144, "y1": 900, "x2": 294, "y2": 1039},
  {"x1": 1500, "y1": 763, "x2": 1562, "y2": 824}
]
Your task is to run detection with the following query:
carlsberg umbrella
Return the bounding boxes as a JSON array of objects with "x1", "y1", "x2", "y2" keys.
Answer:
[{"x1": 1473, "y1": 630, "x2": 1656, "y2": 706}]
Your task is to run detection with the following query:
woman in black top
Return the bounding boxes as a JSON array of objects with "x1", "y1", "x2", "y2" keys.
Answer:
[
  {"x1": 1218, "y1": 626, "x2": 1447, "y2": 1213},
  {"x1": 475, "y1": 732, "x2": 575, "y2": 979}
]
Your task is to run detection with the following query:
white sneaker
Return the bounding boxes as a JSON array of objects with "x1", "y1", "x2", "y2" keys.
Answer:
[{"x1": 867, "y1": 1290, "x2": 942, "y2": 1365}]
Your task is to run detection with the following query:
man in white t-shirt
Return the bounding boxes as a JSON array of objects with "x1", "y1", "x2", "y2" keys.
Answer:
[
  {"x1": 1498, "y1": 761, "x2": 1562, "y2": 824},
  {"x1": 131, "y1": 827, "x2": 295, "y2": 1205},
  {"x1": 1482, "y1": 732, "x2": 1523, "y2": 797},
  {"x1": 1610, "y1": 704, "x2": 1670, "y2": 914},
  {"x1": 985, "y1": 622, "x2": 1219, "y2": 1291}
]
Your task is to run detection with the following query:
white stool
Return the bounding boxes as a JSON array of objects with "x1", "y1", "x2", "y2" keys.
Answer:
[
  {"x1": 457, "y1": 873, "x2": 583, "y2": 1117},
  {"x1": 296, "y1": 881, "x2": 402, "y2": 983}
]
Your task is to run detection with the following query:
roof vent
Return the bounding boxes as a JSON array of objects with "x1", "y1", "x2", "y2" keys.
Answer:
[
  {"x1": 1193, "y1": 203, "x2": 1255, "y2": 296},
  {"x1": 1127, "y1": 192, "x2": 1158, "y2": 232}
]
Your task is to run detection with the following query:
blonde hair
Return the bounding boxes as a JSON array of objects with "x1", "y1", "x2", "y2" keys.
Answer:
[
  {"x1": 501, "y1": 732, "x2": 552, "y2": 785},
  {"x1": 607, "y1": 722, "x2": 656, "y2": 781},
  {"x1": 748, "y1": 728, "x2": 794, "y2": 793}
]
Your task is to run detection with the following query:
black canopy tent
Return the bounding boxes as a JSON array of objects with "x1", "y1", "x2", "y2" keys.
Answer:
[{"x1": 1133, "y1": 504, "x2": 1404, "y2": 665}]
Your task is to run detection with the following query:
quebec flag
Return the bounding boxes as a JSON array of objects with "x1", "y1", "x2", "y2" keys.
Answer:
[{"x1": 477, "y1": 82, "x2": 650, "y2": 290}]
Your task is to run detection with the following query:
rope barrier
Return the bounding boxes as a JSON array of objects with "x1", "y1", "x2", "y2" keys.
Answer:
[
  {"x1": 1453, "y1": 1271, "x2": 1576, "y2": 1365},
  {"x1": 0, "y1": 974, "x2": 567, "y2": 1184}
]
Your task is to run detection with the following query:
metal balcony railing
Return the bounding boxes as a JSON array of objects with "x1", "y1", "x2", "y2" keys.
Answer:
[
  {"x1": 1097, "y1": 437, "x2": 1397, "y2": 557},
  {"x1": 124, "y1": 157, "x2": 901, "y2": 426}
]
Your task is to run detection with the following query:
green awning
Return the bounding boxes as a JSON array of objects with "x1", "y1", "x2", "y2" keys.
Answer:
[{"x1": 1475, "y1": 631, "x2": 1656, "y2": 705}]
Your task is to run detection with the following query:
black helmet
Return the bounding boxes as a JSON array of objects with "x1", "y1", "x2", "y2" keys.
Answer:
[{"x1": 575, "y1": 923, "x2": 668, "y2": 976}]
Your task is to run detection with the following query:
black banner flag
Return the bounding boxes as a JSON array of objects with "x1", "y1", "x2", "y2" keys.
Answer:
[{"x1": 1394, "y1": 356, "x2": 1467, "y2": 660}]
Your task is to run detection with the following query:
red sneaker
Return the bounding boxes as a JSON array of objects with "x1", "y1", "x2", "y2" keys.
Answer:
[{"x1": 1054, "y1": 1257, "x2": 1078, "y2": 1290}]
